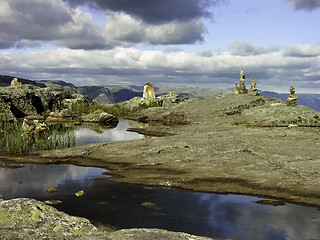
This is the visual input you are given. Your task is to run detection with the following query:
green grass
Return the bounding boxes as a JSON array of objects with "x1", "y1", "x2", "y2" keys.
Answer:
[{"x1": 0, "y1": 121, "x2": 75, "y2": 155}]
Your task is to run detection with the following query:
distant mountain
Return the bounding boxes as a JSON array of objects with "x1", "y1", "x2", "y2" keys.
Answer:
[
  {"x1": 77, "y1": 86, "x2": 114, "y2": 104},
  {"x1": 39, "y1": 80, "x2": 77, "y2": 89},
  {"x1": 260, "y1": 91, "x2": 320, "y2": 112},
  {"x1": 112, "y1": 89, "x2": 141, "y2": 102},
  {"x1": 108, "y1": 85, "x2": 229, "y2": 103},
  {"x1": 5, "y1": 75, "x2": 318, "y2": 111}
]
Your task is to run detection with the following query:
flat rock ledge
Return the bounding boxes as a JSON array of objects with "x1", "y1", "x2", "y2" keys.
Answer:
[{"x1": 0, "y1": 197, "x2": 226, "y2": 240}]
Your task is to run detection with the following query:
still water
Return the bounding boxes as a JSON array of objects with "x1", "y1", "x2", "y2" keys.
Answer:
[
  {"x1": 0, "y1": 163, "x2": 319, "y2": 240},
  {"x1": 73, "y1": 119, "x2": 146, "y2": 146}
]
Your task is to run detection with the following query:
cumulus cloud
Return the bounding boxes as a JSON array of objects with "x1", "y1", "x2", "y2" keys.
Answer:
[
  {"x1": 0, "y1": 0, "x2": 108, "y2": 49},
  {"x1": 103, "y1": 12, "x2": 205, "y2": 45},
  {"x1": 228, "y1": 41, "x2": 278, "y2": 56},
  {"x1": 287, "y1": 0, "x2": 320, "y2": 10},
  {"x1": 283, "y1": 44, "x2": 320, "y2": 57},
  {"x1": 1, "y1": 43, "x2": 319, "y2": 92},
  {"x1": 63, "y1": 0, "x2": 217, "y2": 24},
  {"x1": 0, "y1": 0, "x2": 218, "y2": 49}
]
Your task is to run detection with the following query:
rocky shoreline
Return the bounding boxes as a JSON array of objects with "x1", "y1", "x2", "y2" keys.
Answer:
[
  {"x1": 3, "y1": 94, "x2": 320, "y2": 205},
  {"x1": 0, "y1": 197, "x2": 220, "y2": 240},
  {"x1": 2, "y1": 93, "x2": 320, "y2": 239}
]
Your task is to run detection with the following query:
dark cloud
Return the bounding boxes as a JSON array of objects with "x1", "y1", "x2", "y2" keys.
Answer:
[
  {"x1": 0, "y1": 0, "x2": 110, "y2": 50},
  {"x1": 0, "y1": 0, "x2": 216, "y2": 49},
  {"x1": 15, "y1": 40, "x2": 42, "y2": 49},
  {"x1": 287, "y1": 0, "x2": 320, "y2": 10},
  {"x1": 64, "y1": 0, "x2": 220, "y2": 24},
  {"x1": 0, "y1": 1, "x2": 72, "y2": 40}
]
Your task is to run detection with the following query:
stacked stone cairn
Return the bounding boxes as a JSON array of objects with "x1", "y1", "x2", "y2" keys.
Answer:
[
  {"x1": 248, "y1": 77, "x2": 259, "y2": 96},
  {"x1": 239, "y1": 69, "x2": 248, "y2": 94},
  {"x1": 10, "y1": 77, "x2": 22, "y2": 86},
  {"x1": 232, "y1": 82, "x2": 240, "y2": 94},
  {"x1": 287, "y1": 85, "x2": 298, "y2": 106},
  {"x1": 233, "y1": 69, "x2": 259, "y2": 95}
]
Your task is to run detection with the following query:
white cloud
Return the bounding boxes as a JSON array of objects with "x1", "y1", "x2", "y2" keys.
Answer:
[
  {"x1": 283, "y1": 44, "x2": 320, "y2": 57},
  {"x1": 0, "y1": 0, "x2": 108, "y2": 49},
  {"x1": 145, "y1": 18, "x2": 205, "y2": 45},
  {"x1": 0, "y1": 0, "x2": 208, "y2": 50},
  {"x1": 103, "y1": 13, "x2": 205, "y2": 46},
  {"x1": 1, "y1": 43, "x2": 319, "y2": 92},
  {"x1": 229, "y1": 41, "x2": 278, "y2": 56}
]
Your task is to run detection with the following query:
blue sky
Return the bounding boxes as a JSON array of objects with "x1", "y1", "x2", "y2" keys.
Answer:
[{"x1": 0, "y1": 0, "x2": 319, "y2": 92}]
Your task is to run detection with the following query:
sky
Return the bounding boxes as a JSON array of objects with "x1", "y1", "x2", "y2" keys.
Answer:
[{"x1": 0, "y1": 0, "x2": 319, "y2": 93}]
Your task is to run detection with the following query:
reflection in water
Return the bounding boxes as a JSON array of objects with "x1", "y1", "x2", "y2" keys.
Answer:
[
  {"x1": 73, "y1": 119, "x2": 145, "y2": 146},
  {"x1": 0, "y1": 163, "x2": 319, "y2": 240},
  {"x1": 0, "y1": 164, "x2": 106, "y2": 198},
  {"x1": 0, "y1": 119, "x2": 146, "y2": 155}
]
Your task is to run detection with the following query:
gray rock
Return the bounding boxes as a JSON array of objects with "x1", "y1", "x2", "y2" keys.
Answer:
[
  {"x1": 81, "y1": 110, "x2": 119, "y2": 127},
  {"x1": 0, "y1": 198, "x2": 101, "y2": 240},
  {"x1": 157, "y1": 93, "x2": 185, "y2": 106},
  {"x1": 0, "y1": 85, "x2": 93, "y2": 120},
  {"x1": 118, "y1": 97, "x2": 163, "y2": 112}
]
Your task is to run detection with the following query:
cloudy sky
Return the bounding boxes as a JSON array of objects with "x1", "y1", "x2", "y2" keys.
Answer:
[{"x1": 0, "y1": 0, "x2": 319, "y2": 92}]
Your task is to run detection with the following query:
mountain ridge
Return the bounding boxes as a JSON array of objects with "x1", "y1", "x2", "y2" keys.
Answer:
[{"x1": 1, "y1": 75, "x2": 319, "y2": 111}]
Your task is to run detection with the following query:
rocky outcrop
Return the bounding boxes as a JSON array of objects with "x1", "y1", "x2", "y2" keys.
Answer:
[
  {"x1": 118, "y1": 97, "x2": 163, "y2": 111},
  {"x1": 0, "y1": 197, "x2": 221, "y2": 240},
  {"x1": 220, "y1": 94, "x2": 320, "y2": 126},
  {"x1": 157, "y1": 92, "x2": 185, "y2": 106},
  {"x1": 0, "y1": 197, "x2": 101, "y2": 240},
  {"x1": 0, "y1": 85, "x2": 93, "y2": 121},
  {"x1": 81, "y1": 110, "x2": 119, "y2": 127},
  {"x1": 117, "y1": 93, "x2": 185, "y2": 114}
]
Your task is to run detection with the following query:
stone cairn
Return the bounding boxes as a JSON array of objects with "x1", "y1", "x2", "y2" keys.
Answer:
[
  {"x1": 233, "y1": 69, "x2": 249, "y2": 94},
  {"x1": 287, "y1": 85, "x2": 298, "y2": 106},
  {"x1": 233, "y1": 70, "x2": 259, "y2": 96},
  {"x1": 238, "y1": 69, "x2": 248, "y2": 94},
  {"x1": 248, "y1": 77, "x2": 259, "y2": 96},
  {"x1": 10, "y1": 77, "x2": 22, "y2": 86},
  {"x1": 143, "y1": 81, "x2": 156, "y2": 99},
  {"x1": 232, "y1": 82, "x2": 240, "y2": 94}
]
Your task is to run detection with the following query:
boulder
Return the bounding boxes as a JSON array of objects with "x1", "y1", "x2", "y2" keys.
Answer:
[
  {"x1": 118, "y1": 97, "x2": 163, "y2": 112},
  {"x1": 81, "y1": 110, "x2": 119, "y2": 127},
  {"x1": 157, "y1": 92, "x2": 185, "y2": 106},
  {"x1": 0, "y1": 198, "x2": 101, "y2": 240},
  {"x1": 0, "y1": 85, "x2": 93, "y2": 120}
]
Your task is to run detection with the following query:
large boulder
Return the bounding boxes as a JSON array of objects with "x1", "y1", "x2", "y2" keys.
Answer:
[
  {"x1": 81, "y1": 110, "x2": 119, "y2": 127},
  {"x1": 118, "y1": 97, "x2": 163, "y2": 112},
  {"x1": 0, "y1": 85, "x2": 93, "y2": 120},
  {"x1": 157, "y1": 92, "x2": 185, "y2": 106},
  {"x1": 0, "y1": 197, "x2": 101, "y2": 240}
]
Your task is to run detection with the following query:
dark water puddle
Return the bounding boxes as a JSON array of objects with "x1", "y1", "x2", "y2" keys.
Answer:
[{"x1": 0, "y1": 163, "x2": 319, "y2": 240}]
